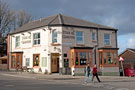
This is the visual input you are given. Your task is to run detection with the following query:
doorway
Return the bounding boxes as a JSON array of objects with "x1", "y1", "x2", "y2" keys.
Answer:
[{"x1": 51, "y1": 53, "x2": 59, "y2": 73}]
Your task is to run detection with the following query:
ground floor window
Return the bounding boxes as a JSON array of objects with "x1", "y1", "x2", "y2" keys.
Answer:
[
  {"x1": 33, "y1": 54, "x2": 40, "y2": 67},
  {"x1": 11, "y1": 56, "x2": 16, "y2": 68},
  {"x1": 99, "y1": 49, "x2": 118, "y2": 66},
  {"x1": 26, "y1": 58, "x2": 30, "y2": 66},
  {"x1": 71, "y1": 50, "x2": 92, "y2": 67}
]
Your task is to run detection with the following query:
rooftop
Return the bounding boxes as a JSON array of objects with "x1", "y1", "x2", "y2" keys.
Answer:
[{"x1": 11, "y1": 14, "x2": 117, "y2": 34}]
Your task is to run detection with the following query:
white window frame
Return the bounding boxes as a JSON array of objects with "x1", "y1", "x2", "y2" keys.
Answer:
[
  {"x1": 104, "y1": 33, "x2": 111, "y2": 45},
  {"x1": 76, "y1": 31, "x2": 84, "y2": 44},
  {"x1": 26, "y1": 58, "x2": 30, "y2": 67},
  {"x1": 15, "y1": 36, "x2": 20, "y2": 47},
  {"x1": 33, "y1": 33, "x2": 40, "y2": 45},
  {"x1": 92, "y1": 32, "x2": 96, "y2": 41},
  {"x1": 52, "y1": 29, "x2": 58, "y2": 43}
]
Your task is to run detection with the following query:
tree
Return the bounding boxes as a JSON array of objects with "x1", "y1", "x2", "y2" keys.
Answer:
[
  {"x1": 15, "y1": 9, "x2": 32, "y2": 29},
  {"x1": 0, "y1": 1, "x2": 33, "y2": 36},
  {"x1": 0, "y1": 1, "x2": 15, "y2": 35}
]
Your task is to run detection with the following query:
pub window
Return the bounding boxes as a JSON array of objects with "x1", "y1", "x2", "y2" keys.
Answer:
[
  {"x1": 15, "y1": 36, "x2": 20, "y2": 47},
  {"x1": 104, "y1": 34, "x2": 110, "y2": 45},
  {"x1": 52, "y1": 30, "x2": 58, "y2": 43},
  {"x1": 17, "y1": 55, "x2": 20, "y2": 67},
  {"x1": 107, "y1": 52, "x2": 113, "y2": 64},
  {"x1": 114, "y1": 53, "x2": 117, "y2": 65},
  {"x1": 92, "y1": 32, "x2": 96, "y2": 41},
  {"x1": 11, "y1": 56, "x2": 16, "y2": 68},
  {"x1": 103, "y1": 53, "x2": 106, "y2": 64},
  {"x1": 33, "y1": 54, "x2": 40, "y2": 66},
  {"x1": 33, "y1": 33, "x2": 40, "y2": 45},
  {"x1": 26, "y1": 58, "x2": 30, "y2": 66},
  {"x1": 76, "y1": 31, "x2": 83, "y2": 44},
  {"x1": 76, "y1": 52, "x2": 79, "y2": 65},
  {"x1": 80, "y1": 52, "x2": 87, "y2": 65},
  {"x1": 88, "y1": 52, "x2": 91, "y2": 64}
]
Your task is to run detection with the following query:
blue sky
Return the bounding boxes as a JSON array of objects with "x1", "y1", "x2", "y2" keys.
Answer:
[{"x1": 2, "y1": 0, "x2": 135, "y2": 54}]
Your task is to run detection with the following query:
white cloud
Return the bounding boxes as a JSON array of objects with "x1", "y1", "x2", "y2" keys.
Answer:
[{"x1": 128, "y1": 38, "x2": 135, "y2": 47}]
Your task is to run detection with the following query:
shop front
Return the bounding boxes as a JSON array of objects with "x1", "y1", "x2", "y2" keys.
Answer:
[
  {"x1": 98, "y1": 48, "x2": 119, "y2": 76},
  {"x1": 11, "y1": 52, "x2": 23, "y2": 69},
  {"x1": 70, "y1": 47, "x2": 93, "y2": 75}
]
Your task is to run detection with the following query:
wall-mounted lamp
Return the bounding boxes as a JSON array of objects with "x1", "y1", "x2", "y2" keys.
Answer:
[
  {"x1": 42, "y1": 28, "x2": 46, "y2": 31},
  {"x1": 21, "y1": 33, "x2": 25, "y2": 35},
  {"x1": 28, "y1": 32, "x2": 31, "y2": 34}
]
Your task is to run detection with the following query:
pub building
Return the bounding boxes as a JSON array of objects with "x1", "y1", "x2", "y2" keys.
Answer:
[{"x1": 7, "y1": 14, "x2": 119, "y2": 76}]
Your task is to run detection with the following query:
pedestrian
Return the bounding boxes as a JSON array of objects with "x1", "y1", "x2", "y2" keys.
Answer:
[
  {"x1": 84, "y1": 64, "x2": 93, "y2": 83},
  {"x1": 92, "y1": 64, "x2": 101, "y2": 83}
]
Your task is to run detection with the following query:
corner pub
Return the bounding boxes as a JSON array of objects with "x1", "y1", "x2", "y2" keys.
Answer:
[{"x1": 7, "y1": 14, "x2": 119, "y2": 76}]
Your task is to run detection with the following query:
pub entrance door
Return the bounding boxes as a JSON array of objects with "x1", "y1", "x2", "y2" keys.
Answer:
[{"x1": 51, "y1": 53, "x2": 59, "y2": 73}]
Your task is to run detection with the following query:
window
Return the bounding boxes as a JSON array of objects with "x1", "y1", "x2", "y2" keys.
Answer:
[
  {"x1": 92, "y1": 32, "x2": 96, "y2": 41},
  {"x1": 11, "y1": 56, "x2": 16, "y2": 68},
  {"x1": 114, "y1": 53, "x2": 117, "y2": 65},
  {"x1": 80, "y1": 52, "x2": 87, "y2": 65},
  {"x1": 33, "y1": 54, "x2": 40, "y2": 66},
  {"x1": 64, "y1": 53, "x2": 67, "y2": 57},
  {"x1": 76, "y1": 31, "x2": 83, "y2": 44},
  {"x1": 88, "y1": 52, "x2": 91, "y2": 64},
  {"x1": 104, "y1": 34, "x2": 110, "y2": 45},
  {"x1": 107, "y1": 52, "x2": 113, "y2": 64},
  {"x1": 33, "y1": 33, "x2": 40, "y2": 45},
  {"x1": 76, "y1": 52, "x2": 79, "y2": 65},
  {"x1": 15, "y1": 36, "x2": 20, "y2": 47},
  {"x1": 17, "y1": 55, "x2": 20, "y2": 67},
  {"x1": 26, "y1": 58, "x2": 30, "y2": 66},
  {"x1": 103, "y1": 53, "x2": 106, "y2": 64},
  {"x1": 52, "y1": 30, "x2": 58, "y2": 43}
]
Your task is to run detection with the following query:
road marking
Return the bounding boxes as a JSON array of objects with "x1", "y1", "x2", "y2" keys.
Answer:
[
  {"x1": 116, "y1": 88, "x2": 129, "y2": 90},
  {"x1": 1, "y1": 74, "x2": 36, "y2": 79},
  {"x1": 5, "y1": 85, "x2": 14, "y2": 87}
]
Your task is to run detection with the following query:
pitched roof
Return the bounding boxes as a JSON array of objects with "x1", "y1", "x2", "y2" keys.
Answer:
[
  {"x1": 11, "y1": 14, "x2": 117, "y2": 34},
  {"x1": 119, "y1": 48, "x2": 135, "y2": 56}
]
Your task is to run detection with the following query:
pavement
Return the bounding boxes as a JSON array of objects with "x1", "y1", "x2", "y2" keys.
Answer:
[{"x1": 0, "y1": 71, "x2": 135, "y2": 90}]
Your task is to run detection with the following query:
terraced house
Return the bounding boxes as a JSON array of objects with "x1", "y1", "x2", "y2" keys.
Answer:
[{"x1": 7, "y1": 14, "x2": 119, "y2": 76}]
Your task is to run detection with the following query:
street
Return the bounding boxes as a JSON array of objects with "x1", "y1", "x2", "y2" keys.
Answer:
[{"x1": 0, "y1": 71, "x2": 134, "y2": 90}]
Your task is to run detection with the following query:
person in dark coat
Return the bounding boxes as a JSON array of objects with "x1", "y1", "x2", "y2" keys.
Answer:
[
  {"x1": 84, "y1": 64, "x2": 92, "y2": 83},
  {"x1": 92, "y1": 64, "x2": 101, "y2": 82}
]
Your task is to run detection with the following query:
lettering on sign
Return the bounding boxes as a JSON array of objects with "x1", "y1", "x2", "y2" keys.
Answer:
[
  {"x1": 21, "y1": 35, "x2": 31, "y2": 44},
  {"x1": 62, "y1": 30, "x2": 75, "y2": 39}
]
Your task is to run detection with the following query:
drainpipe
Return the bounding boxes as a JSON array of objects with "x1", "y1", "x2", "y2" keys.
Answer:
[{"x1": 94, "y1": 27, "x2": 99, "y2": 64}]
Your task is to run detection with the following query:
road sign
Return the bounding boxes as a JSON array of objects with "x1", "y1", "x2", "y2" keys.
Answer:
[{"x1": 119, "y1": 56, "x2": 124, "y2": 61}]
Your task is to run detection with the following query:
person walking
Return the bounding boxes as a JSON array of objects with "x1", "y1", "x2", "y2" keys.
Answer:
[
  {"x1": 84, "y1": 64, "x2": 93, "y2": 83},
  {"x1": 92, "y1": 64, "x2": 101, "y2": 82}
]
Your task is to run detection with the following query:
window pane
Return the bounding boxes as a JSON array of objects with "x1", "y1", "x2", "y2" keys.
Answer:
[
  {"x1": 80, "y1": 52, "x2": 87, "y2": 65},
  {"x1": 104, "y1": 34, "x2": 110, "y2": 45},
  {"x1": 107, "y1": 52, "x2": 113, "y2": 64},
  {"x1": 103, "y1": 53, "x2": 106, "y2": 64},
  {"x1": 114, "y1": 53, "x2": 117, "y2": 65},
  {"x1": 52, "y1": 31, "x2": 58, "y2": 43},
  {"x1": 33, "y1": 33, "x2": 40, "y2": 45},
  {"x1": 76, "y1": 52, "x2": 78, "y2": 65},
  {"x1": 76, "y1": 31, "x2": 83, "y2": 44},
  {"x1": 26, "y1": 58, "x2": 30, "y2": 66},
  {"x1": 92, "y1": 32, "x2": 95, "y2": 40},
  {"x1": 16, "y1": 36, "x2": 20, "y2": 47},
  {"x1": 33, "y1": 55, "x2": 39, "y2": 66}
]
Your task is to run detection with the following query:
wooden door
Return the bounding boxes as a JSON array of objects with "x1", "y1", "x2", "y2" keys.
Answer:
[{"x1": 51, "y1": 53, "x2": 59, "y2": 73}]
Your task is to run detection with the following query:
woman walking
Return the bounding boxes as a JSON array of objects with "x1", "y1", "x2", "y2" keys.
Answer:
[{"x1": 92, "y1": 64, "x2": 101, "y2": 82}]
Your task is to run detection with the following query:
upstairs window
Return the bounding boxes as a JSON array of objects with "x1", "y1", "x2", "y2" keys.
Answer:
[
  {"x1": 52, "y1": 30, "x2": 58, "y2": 43},
  {"x1": 33, "y1": 33, "x2": 40, "y2": 45},
  {"x1": 15, "y1": 36, "x2": 20, "y2": 47},
  {"x1": 92, "y1": 32, "x2": 96, "y2": 41},
  {"x1": 76, "y1": 31, "x2": 83, "y2": 44},
  {"x1": 104, "y1": 34, "x2": 110, "y2": 45}
]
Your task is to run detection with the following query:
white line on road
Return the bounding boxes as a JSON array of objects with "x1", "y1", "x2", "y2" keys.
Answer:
[{"x1": 1, "y1": 74, "x2": 36, "y2": 79}]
